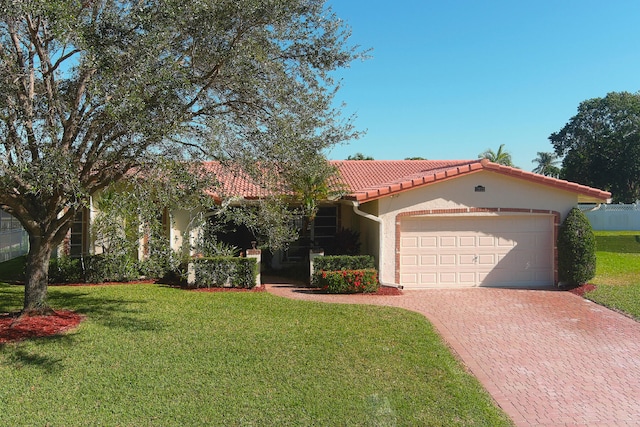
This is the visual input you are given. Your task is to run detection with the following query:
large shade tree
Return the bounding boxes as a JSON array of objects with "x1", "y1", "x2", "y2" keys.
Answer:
[
  {"x1": 550, "y1": 91, "x2": 640, "y2": 203},
  {"x1": 0, "y1": 0, "x2": 363, "y2": 314}
]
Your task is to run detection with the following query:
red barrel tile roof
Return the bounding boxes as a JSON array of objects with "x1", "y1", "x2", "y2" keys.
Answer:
[{"x1": 202, "y1": 159, "x2": 611, "y2": 203}]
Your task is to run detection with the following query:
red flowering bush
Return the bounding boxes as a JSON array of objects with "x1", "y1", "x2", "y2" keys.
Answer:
[{"x1": 319, "y1": 269, "x2": 379, "y2": 294}]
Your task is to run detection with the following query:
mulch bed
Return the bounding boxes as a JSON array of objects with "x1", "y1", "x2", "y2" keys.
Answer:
[
  {"x1": 367, "y1": 286, "x2": 403, "y2": 296},
  {"x1": 0, "y1": 310, "x2": 84, "y2": 344},
  {"x1": 568, "y1": 283, "x2": 597, "y2": 297}
]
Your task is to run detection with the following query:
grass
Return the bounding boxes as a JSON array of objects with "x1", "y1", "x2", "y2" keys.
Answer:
[
  {"x1": 0, "y1": 283, "x2": 512, "y2": 426},
  {"x1": 587, "y1": 231, "x2": 640, "y2": 319}
]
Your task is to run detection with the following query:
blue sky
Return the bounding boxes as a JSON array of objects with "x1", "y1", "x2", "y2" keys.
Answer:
[{"x1": 325, "y1": 0, "x2": 640, "y2": 170}]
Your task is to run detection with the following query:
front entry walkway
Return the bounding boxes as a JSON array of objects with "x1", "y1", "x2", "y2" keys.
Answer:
[{"x1": 266, "y1": 281, "x2": 640, "y2": 426}]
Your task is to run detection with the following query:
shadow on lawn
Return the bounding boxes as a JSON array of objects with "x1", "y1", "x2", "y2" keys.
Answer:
[
  {"x1": 4, "y1": 345, "x2": 68, "y2": 374},
  {"x1": 1, "y1": 283, "x2": 165, "y2": 334},
  {"x1": 46, "y1": 289, "x2": 165, "y2": 333},
  {"x1": 1, "y1": 283, "x2": 166, "y2": 376},
  {"x1": 0, "y1": 284, "x2": 24, "y2": 312}
]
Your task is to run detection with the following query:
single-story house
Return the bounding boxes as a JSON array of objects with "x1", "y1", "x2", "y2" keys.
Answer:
[{"x1": 70, "y1": 159, "x2": 611, "y2": 289}]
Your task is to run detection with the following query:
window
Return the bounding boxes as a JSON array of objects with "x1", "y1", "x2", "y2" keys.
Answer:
[
  {"x1": 312, "y1": 206, "x2": 338, "y2": 250},
  {"x1": 70, "y1": 208, "x2": 89, "y2": 257},
  {"x1": 283, "y1": 206, "x2": 339, "y2": 262}
]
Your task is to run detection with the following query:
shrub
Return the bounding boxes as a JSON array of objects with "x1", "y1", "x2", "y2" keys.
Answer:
[
  {"x1": 49, "y1": 254, "x2": 139, "y2": 284},
  {"x1": 49, "y1": 256, "x2": 83, "y2": 283},
  {"x1": 193, "y1": 257, "x2": 258, "y2": 289},
  {"x1": 557, "y1": 207, "x2": 597, "y2": 286},
  {"x1": 138, "y1": 250, "x2": 180, "y2": 280},
  {"x1": 84, "y1": 254, "x2": 139, "y2": 283},
  {"x1": 325, "y1": 227, "x2": 361, "y2": 255},
  {"x1": 312, "y1": 255, "x2": 375, "y2": 286},
  {"x1": 319, "y1": 269, "x2": 379, "y2": 294}
]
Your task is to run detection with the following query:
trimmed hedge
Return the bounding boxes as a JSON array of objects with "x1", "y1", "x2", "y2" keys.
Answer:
[
  {"x1": 85, "y1": 254, "x2": 140, "y2": 283},
  {"x1": 312, "y1": 255, "x2": 375, "y2": 286},
  {"x1": 49, "y1": 254, "x2": 145, "y2": 284},
  {"x1": 192, "y1": 257, "x2": 258, "y2": 289},
  {"x1": 49, "y1": 256, "x2": 83, "y2": 284},
  {"x1": 319, "y1": 269, "x2": 379, "y2": 294},
  {"x1": 557, "y1": 207, "x2": 597, "y2": 286}
]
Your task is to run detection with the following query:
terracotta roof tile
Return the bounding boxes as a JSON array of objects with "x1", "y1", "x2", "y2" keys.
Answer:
[
  {"x1": 202, "y1": 159, "x2": 611, "y2": 203},
  {"x1": 202, "y1": 161, "x2": 276, "y2": 200},
  {"x1": 329, "y1": 159, "x2": 476, "y2": 193}
]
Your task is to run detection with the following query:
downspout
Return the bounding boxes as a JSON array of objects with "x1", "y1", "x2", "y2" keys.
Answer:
[{"x1": 348, "y1": 201, "x2": 402, "y2": 289}]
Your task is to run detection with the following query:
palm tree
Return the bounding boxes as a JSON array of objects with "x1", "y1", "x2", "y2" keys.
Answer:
[
  {"x1": 478, "y1": 144, "x2": 513, "y2": 166},
  {"x1": 531, "y1": 152, "x2": 561, "y2": 177}
]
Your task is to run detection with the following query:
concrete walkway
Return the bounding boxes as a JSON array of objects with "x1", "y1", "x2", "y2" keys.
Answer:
[{"x1": 266, "y1": 281, "x2": 640, "y2": 427}]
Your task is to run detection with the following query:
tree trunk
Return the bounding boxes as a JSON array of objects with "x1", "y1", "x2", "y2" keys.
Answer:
[{"x1": 23, "y1": 233, "x2": 55, "y2": 315}]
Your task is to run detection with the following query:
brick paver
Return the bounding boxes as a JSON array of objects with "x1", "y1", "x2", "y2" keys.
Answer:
[{"x1": 266, "y1": 281, "x2": 640, "y2": 426}]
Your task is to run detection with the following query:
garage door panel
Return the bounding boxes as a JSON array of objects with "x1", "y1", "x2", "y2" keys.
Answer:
[
  {"x1": 516, "y1": 234, "x2": 536, "y2": 247},
  {"x1": 440, "y1": 254, "x2": 456, "y2": 265},
  {"x1": 459, "y1": 236, "x2": 476, "y2": 246},
  {"x1": 535, "y1": 270, "x2": 553, "y2": 282},
  {"x1": 477, "y1": 254, "x2": 495, "y2": 265},
  {"x1": 440, "y1": 236, "x2": 456, "y2": 247},
  {"x1": 401, "y1": 236, "x2": 418, "y2": 248},
  {"x1": 478, "y1": 236, "x2": 495, "y2": 246},
  {"x1": 401, "y1": 273, "x2": 418, "y2": 285},
  {"x1": 439, "y1": 272, "x2": 457, "y2": 284},
  {"x1": 399, "y1": 215, "x2": 553, "y2": 288},
  {"x1": 401, "y1": 254, "x2": 418, "y2": 266},
  {"x1": 458, "y1": 272, "x2": 476, "y2": 284},
  {"x1": 420, "y1": 272, "x2": 437, "y2": 285},
  {"x1": 420, "y1": 236, "x2": 437, "y2": 248},
  {"x1": 420, "y1": 254, "x2": 437, "y2": 266},
  {"x1": 497, "y1": 237, "x2": 515, "y2": 247},
  {"x1": 459, "y1": 254, "x2": 476, "y2": 265}
]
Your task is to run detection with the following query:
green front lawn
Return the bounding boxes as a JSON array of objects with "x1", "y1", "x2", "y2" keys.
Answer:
[
  {"x1": 0, "y1": 283, "x2": 512, "y2": 426},
  {"x1": 587, "y1": 231, "x2": 640, "y2": 319}
]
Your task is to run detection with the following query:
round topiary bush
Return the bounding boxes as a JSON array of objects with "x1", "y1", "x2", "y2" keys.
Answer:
[{"x1": 557, "y1": 207, "x2": 596, "y2": 287}]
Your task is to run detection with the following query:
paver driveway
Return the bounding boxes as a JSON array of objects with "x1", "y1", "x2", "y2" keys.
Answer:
[{"x1": 266, "y1": 281, "x2": 640, "y2": 427}]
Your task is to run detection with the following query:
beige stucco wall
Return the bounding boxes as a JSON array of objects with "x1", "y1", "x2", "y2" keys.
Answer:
[
  {"x1": 170, "y1": 209, "x2": 203, "y2": 256},
  {"x1": 370, "y1": 171, "x2": 582, "y2": 284}
]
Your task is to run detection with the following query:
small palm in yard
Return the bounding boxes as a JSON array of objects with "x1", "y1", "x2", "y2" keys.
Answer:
[{"x1": 0, "y1": 282, "x2": 512, "y2": 426}]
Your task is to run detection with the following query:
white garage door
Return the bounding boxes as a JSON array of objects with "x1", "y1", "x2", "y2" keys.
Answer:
[{"x1": 399, "y1": 215, "x2": 553, "y2": 288}]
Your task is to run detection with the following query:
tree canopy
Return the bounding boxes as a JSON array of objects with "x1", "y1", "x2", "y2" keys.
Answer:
[
  {"x1": 477, "y1": 144, "x2": 513, "y2": 166},
  {"x1": 550, "y1": 91, "x2": 640, "y2": 203},
  {"x1": 346, "y1": 152, "x2": 374, "y2": 160},
  {"x1": 0, "y1": 0, "x2": 363, "y2": 313}
]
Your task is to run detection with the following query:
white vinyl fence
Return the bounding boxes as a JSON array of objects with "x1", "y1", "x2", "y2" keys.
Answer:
[
  {"x1": 580, "y1": 202, "x2": 640, "y2": 231},
  {"x1": 0, "y1": 228, "x2": 29, "y2": 262},
  {"x1": 0, "y1": 210, "x2": 29, "y2": 262}
]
